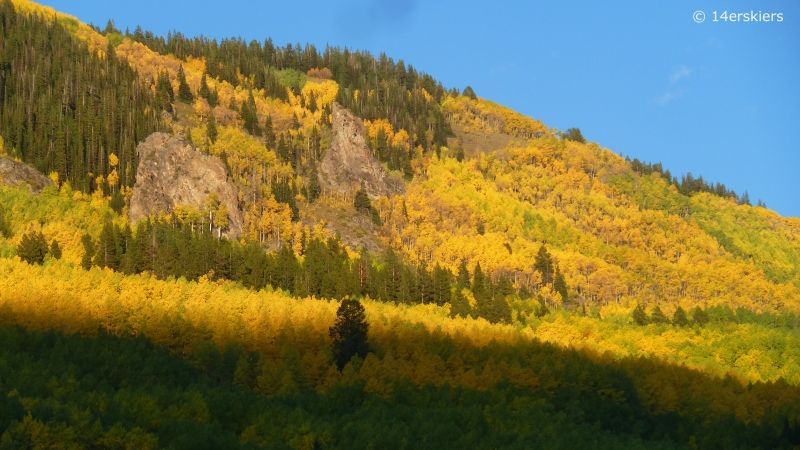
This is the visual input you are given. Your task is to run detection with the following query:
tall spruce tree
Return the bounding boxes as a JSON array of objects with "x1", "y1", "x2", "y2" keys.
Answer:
[
  {"x1": 17, "y1": 231, "x2": 48, "y2": 265},
  {"x1": 177, "y1": 65, "x2": 193, "y2": 103},
  {"x1": 534, "y1": 245, "x2": 555, "y2": 285},
  {"x1": 329, "y1": 299, "x2": 370, "y2": 370}
]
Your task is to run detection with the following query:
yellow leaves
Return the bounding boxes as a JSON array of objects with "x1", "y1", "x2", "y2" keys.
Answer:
[
  {"x1": 420, "y1": 88, "x2": 432, "y2": 103},
  {"x1": 47, "y1": 172, "x2": 59, "y2": 188},
  {"x1": 364, "y1": 118, "x2": 394, "y2": 142},
  {"x1": 441, "y1": 95, "x2": 549, "y2": 138},
  {"x1": 301, "y1": 80, "x2": 338, "y2": 111},
  {"x1": 107, "y1": 170, "x2": 119, "y2": 189},
  {"x1": 193, "y1": 98, "x2": 211, "y2": 119}
]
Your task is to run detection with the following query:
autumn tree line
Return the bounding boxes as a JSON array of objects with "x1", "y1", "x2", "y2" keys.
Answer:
[
  {"x1": 75, "y1": 216, "x2": 518, "y2": 324},
  {"x1": 115, "y1": 21, "x2": 454, "y2": 152}
]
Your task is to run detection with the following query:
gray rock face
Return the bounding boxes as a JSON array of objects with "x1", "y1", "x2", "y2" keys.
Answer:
[
  {"x1": 129, "y1": 133, "x2": 244, "y2": 238},
  {"x1": 319, "y1": 103, "x2": 404, "y2": 199},
  {"x1": 0, "y1": 157, "x2": 53, "y2": 195}
]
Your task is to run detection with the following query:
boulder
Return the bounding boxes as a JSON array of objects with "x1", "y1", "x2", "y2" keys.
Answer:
[
  {"x1": 0, "y1": 157, "x2": 53, "y2": 195},
  {"x1": 129, "y1": 132, "x2": 244, "y2": 238},
  {"x1": 319, "y1": 102, "x2": 404, "y2": 199}
]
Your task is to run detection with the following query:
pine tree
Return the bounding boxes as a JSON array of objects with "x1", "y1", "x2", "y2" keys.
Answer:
[
  {"x1": 672, "y1": 306, "x2": 690, "y2": 327},
  {"x1": 353, "y1": 183, "x2": 372, "y2": 214},
  {"x1": 198, "y1": 73, "x2": 211, "y2": 101},
  {"x1": 632, "y1": 303, "x2": 649, "y2": 326},
  {"x1": 463, "y1": 86, "x2": 477, "y2": 100},
  {"x1": 534, "y1": 245, "x2": 554, "y2": 285},
  {"x1": 17, "y1": 231, "x2": 48, "y2": 265},
  {"x1": 0, "y1": 204, "x2": 10, "y2": 238},
  {"x1": 651, "y1": 305, "x2": 669, "y2": 324},
  {"x1": 81, "y1": 233, "x2": 95, "y2": 270},
  {"x1": 449, "y1": 288, "x2": 473, "y2": 319},
  {"x1": 534, "y1": 295, "x2": 550, "y2": 318},
  {"x1": 177, "y1": 65, "x2": 193, "y2": 103},
  {"x1": 471, "y1": 263, "x2": 490, "y2": 319},
  {"x1": 553, "y1": 267, "x2": 569, "y2": 304},
  {"x1": 329, "y1": 299, "x2": 370, "y2": 370},
  {"x1": 491, "y1": 296, "x2": 512, "y2": 324},
  {"x1": 49, "y1": 239, "x2": 62, "y2": 260},
  {"x1": 691, "y1": 306, "x2": 710, "y2": 326},
  {"x1": 206, "y1": 113, "x2": 218, "y2": 143},
  {"x1": 456, "y1": 260, "x2": 470, "y2": 289},
  {"x1": 307, "y1": 165, "x2": 321, "y2": 203},
  {"x1": 433, "y1": 264, "x2": 453, "y2": 306}
]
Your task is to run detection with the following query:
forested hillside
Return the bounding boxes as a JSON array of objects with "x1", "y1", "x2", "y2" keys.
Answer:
[{"x1": 0, "y1": 0, "x2": 798, "y2": 447}]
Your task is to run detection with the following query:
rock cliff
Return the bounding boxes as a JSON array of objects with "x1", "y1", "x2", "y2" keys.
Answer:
[
  {"x1": 129, "y1": 133, "x2": 244, "y2": 238},
  {"x1": 319, "y1": 103, "x2": 404, "y2": 199},
  {"x1": 0, "y1": 157, "x2": 53, "y2": 195}
]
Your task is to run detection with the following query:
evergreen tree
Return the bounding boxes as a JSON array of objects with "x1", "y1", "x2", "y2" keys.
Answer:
[
  {"x1": 691, "y1": 306, "x2": 710, "y2": 326},
  {"x1": 0, "y1": 204, "x2": 10, "y2": 238},
  {"x1": 206, "y1": 113, "x2": 218, "y2": 143},
  {"x1": 177, "y1": 65, "x2": 193, "y2": 103},
  {"x1": 17, "y1": 231, "x2": 48, "y2": 265},
  {"x1": 463, "y1": 86, "x2": 477, "y2": 100},
  {"x1": 553, "y1": 267, "x2": 569, "y2": 305},
  {"x1": 632, "y1": 304, "x2": 649, "y2": 326},
  {"x1": 198, "y1": 73, "x2": 211, "y2": 101},
  {"x1": 353, "y1": 183, "x2": 372, "y2": 214},
  {"x1": 471, "y1": 263, "x2": 490, "y2": 319},
  {"x1": 562, "y1": 127, "x2": 587, "y2": 144},
  {"x1": 456, "y1": 260, "x2": 471, "y2": 290},
  {"x1": 208, "y1": 89, "x2": 219, "y2": 108},
  {"x1": 94, "y1": 222, "x2": 120, "y2": 270},
  {"x1": 534, "y1": 295, "x2": 550, "y2": 318},
  {"x1": 433, "y1": 264, "x2": 453, "y2": 306},
  {"x1": 650, "y1": 305, "x2": 669, "y2": 324},
  {"x1": 81, "y1": 233, "x2": 95, "y2": 270},
  {"x1": 306, "y1": 165, "x2": 321, "y2": 203},
  {"x1": 329, "y1": 299, "x2": 370, "y2": 370},
  {"x1": 449, "y1": 288, "x2": 473, "y2": 319},
  {"x1": 534, "y1": 245, "x2": 555, "y2": 285},
  {"x1": 49, "y1": 239, "x2": 62, "y2": 260},
  {"x1": 491, "y1": 295, "x2": 512, "y2": 324},
  {"x1": 672, "y1": 306, "x2": 690, "y2": 327}
]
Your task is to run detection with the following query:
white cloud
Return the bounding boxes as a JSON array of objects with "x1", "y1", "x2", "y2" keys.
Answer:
[
  {"x1": 670, "y1": 65, "x2": 692, "y2": 84},
  {"x1": 652, "y1": 89, "x2": 684, "y2": 106}
]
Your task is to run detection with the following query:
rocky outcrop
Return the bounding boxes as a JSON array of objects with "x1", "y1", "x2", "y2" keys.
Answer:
[
  {"x1": 319, "y1": 103, "x2": 404, "y2": 199},
  {"x1": 129, "y1": 133, "x2": 244, "y2": 238},
  {"x1": 0, "y1": 157, "x2": 53, "y2": 195}
]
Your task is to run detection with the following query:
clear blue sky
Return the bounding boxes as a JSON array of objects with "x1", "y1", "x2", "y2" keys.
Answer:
[{"x1": 41, "y1": 0, "x2": 800, "y2": 217}]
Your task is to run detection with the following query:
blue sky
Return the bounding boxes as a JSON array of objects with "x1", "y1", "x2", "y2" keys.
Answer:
[{"x1": 42, "y1": 0, "x2": 800, "y2": 217}]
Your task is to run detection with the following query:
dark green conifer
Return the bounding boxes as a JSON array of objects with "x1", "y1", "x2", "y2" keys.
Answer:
[
  {"x1": 177, "y1": 65, "x2": 193, "y2": 103},
  {"x1": 329, "y1": 299, "x2": 370, "y2": 370},
  {"x1": 81, "y1": 233, "x2": 95, "y2": 270},
  {"x1": 449, "y1": 287, "x2": 473, "y2": 319},
  {"x1": 471, "y1": 263, "x2": 490, "y2": 319},
  {"x1": 534, "y1": 295, "x2": 550, "y2": 318},
  {"x1": 0, "y1": 204, "x2": 10, "y2": 238},
  {"x1": 672, "y1": 306, "x2": 690, "y2": 327},
  {"x1": 17, "y1": 231, "x2": 48, "y2": 265},
  {"x1": 534, "y1": 245, "x2": 554, "y2": 285},
  {"x1": 553, "y1": 267, "x2": 569, "y2": 304},
  {"x1": 198, "y1": 73, "x2": 210, "y2": 100},
  {"x1": 463, "y1": 86, "x2": 477, "y2": 100},
  {"x1": 49, "y1": 239, "x2": 62, "y2": 260},
  {"x1": 456, "y1": 260, "x2": 470, "y2": 289},
  {"x1": 691, "y1": 306, "x2": 710, "y2": 326},
  {"x1": 632, "y1": 303, "x2": 649, "y2": 326},
  {"x1": 206, "y1": 113, "x2": 218, "y2": 143},
  {"x1": 651, "y1": 305, "x2": 669, "y2": 324}
]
